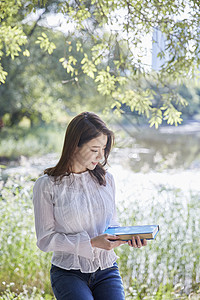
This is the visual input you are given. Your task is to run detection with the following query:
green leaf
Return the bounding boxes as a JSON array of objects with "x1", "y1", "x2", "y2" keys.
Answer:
[
  {"x1": 149, "y1": 108, "x2": 163, "y2": 128},
  {"x1": 35, "y1": 34, "x2": 56, "y2": 54},
  {"x1": 42, "y1": 32, "x2": 48, "y2": 38},
  {"x1": 23, "y1": 49, "x2": 30, "y2": 57},
  {"x1": 59, "y1": 57, "x2": 65, "y2": 63},
  {"x1": 0, "y1": 64, "x2": 8, "y2": 84}
]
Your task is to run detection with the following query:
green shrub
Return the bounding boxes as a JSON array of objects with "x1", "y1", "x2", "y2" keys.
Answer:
[{"x1": 0, "y1": 126, "x2": 64, "y2": 160}]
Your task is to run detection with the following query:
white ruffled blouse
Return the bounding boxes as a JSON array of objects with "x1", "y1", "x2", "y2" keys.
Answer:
[{"x1": 33, "y1": 171, "x2": 119, "y2": 273}]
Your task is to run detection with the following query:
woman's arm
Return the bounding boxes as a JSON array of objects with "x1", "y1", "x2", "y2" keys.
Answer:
[{"x1": 33, "y1": 176, "x2": 94, "y2": 260}]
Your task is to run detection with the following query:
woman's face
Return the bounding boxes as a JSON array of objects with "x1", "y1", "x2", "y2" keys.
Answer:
[{"x1": 72, "y1": 133, "x2": 108, "y2": 173}]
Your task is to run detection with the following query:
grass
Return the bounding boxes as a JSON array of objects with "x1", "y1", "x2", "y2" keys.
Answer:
[
  {"x1": 0, "y1": 173, "x2": 53, "y2": 299},
  {"x1": 0, "y1": 169, "x2": 200, "y2": 299},
  {"x1": 114, "y1": 181, "x2": 200, "y2": 299}
]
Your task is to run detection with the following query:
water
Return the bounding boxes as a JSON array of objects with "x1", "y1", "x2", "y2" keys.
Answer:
[
  {"x1": 112, "y1": 121, "x2": 200, "y2": 171},
  {"x1": 2, "y1": 121, "x2": 200, "y2": 194}
]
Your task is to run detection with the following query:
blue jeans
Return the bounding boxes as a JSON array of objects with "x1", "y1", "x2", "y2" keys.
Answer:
[{"x1": 50, "y1": 262, "x2": 125, "y2": 300}]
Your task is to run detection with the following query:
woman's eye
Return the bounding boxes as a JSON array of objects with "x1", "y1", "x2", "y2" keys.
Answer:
[{"x1": 91, "y1": 148, "x2": 106, "y2": 153}]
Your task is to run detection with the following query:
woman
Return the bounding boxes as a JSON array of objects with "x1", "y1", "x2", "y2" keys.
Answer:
[{"x1": 33, "y1": 112, "x2": 147, "y2": 300}]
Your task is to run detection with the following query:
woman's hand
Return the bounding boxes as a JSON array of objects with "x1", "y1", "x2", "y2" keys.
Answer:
[
  {"x1": 91, "y1": 234, "x2": 127, "y2": 250},
  {"x1": 127, "y1": 236, "x2": 147, "y2": 248}
]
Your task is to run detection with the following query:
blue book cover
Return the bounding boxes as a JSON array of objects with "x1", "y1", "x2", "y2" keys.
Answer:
[{"x1": 104, "y1": 225, "x2": 159, "y2": 240}]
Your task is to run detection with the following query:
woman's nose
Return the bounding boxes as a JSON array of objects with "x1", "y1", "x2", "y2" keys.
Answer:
[{"x1": 97, "y1": 150, "x2": 103, "y2": 160}]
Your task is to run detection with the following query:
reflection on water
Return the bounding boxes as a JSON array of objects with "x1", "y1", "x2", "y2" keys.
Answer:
[{"x1": 111, "y1": 122, "x2": 200, "y2": 172}]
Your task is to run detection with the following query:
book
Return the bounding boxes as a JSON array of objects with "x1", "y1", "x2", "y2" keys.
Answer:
[{"x1": 104, "y1": 225, "x2": 159, "y2": 240}]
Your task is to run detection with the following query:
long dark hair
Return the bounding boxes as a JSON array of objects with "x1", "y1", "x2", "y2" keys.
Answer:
[{"x1": 44, "y1": 112, "x2": 114, "y2": 185}]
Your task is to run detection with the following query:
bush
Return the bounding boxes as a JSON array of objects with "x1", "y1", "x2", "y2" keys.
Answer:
[{"x1": 0, "y1": 126, "x2": 65, "y2": 160}]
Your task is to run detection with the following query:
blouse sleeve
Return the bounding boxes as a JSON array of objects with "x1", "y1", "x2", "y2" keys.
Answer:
[
  {"x1": 32, "y1": 176, "x2": 94, "y2": 260},
  {"x1": 107, "y1": 172, "x2": 121, "y2": 227}
]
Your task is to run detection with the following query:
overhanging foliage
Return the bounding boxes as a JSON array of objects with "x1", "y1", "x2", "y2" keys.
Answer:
[{"x1": 0, "y1": 0, "x2": 200, "y2": 127}]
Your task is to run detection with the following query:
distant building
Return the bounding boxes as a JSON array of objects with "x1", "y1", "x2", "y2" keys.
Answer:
[{"x1": 152, "y1": 28, "x2": 170, "y2": 71}]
